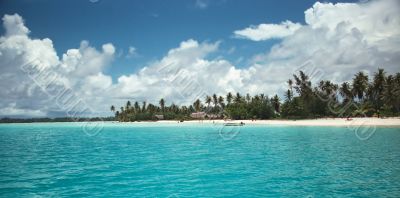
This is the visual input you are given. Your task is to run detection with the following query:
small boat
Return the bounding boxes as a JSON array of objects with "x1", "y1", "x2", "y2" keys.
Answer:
[{"x1": 224, "y1": 122, "x2": 245, "y2": 126}]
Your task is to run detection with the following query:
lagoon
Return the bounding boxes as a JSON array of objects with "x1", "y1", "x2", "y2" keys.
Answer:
[{"x1": 0, "y1": 123, "x2": 399, "y2": 197}]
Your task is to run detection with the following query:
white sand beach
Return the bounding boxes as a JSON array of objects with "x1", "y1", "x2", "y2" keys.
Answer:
[{"x1": 155, "y1": 117, "x2": 400, "y2": 127}]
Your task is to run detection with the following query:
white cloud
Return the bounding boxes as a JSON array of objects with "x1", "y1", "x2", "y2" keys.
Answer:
[
  {"x1": 2, "y1": 14, "x2": 30, "y2": 36},
  {"x1": 235, "y1": 0, "x2": 400, "y2": 85},
  {"x1": 195, "y1": 0, "x2": 208, "y2": 9},
  {"x1": 0, "y1": 14, "x2": 116, "y2": 117},
  {"x1": 0, "y1": 103, "x2": 46, "y2": 118},
  {"x1": 60, "y1": 40, "x2": 114, "y2": 78},
  {"x1": 126, "y1": 46, "x2": 137, "y2": 58},
  {"x1": 112, "y1": 39, "x2": 229, "y2": 104},
  {"x1": 234, "y1": 20, "x2": 302, "y2": 41}
]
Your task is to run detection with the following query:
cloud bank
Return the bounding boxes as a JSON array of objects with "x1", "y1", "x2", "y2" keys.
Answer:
[{"x1": 0, "y1": 0, "x2": 399, "y2": 117}]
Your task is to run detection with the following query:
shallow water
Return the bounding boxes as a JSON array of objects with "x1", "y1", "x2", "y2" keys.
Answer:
[{"x1": 0, "y1": 123, "x2": 399, "y2": 197}]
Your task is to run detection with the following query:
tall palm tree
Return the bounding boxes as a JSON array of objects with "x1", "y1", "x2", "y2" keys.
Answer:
[
  {"x1": 226, "y1": 92, "x2": 233, "y2": 105},
  {"x1": 159, "y1": 98, "x2": 165, "y2": 112},
  {"x1": 181, "y1": 106, "x2": 188, "y2": 114},
  {"x1": 284, "y1": 89, "x2": 292, "y2": 102},
  {"x1": 373, "y1": 69, "x2": 386, "y2": 93},
  {"x1": 110, "y1": 105, "x2": 115, "y2": 112},
  {"x1": 212, "y1": 94, "x2": 218, "y2": 108},
  {"x1": 134, "y1": 101, "x2": 140, "y2": 113},
  {"x1": 246, "y1": 93, "x2": 251, "y2": 103},
  {"x1": 372, "y1": 68, "x2": 386, "y2": 109},
  {"x1": 288, "y1": 79, "x2": 293, "y2": 92},
  {"x1": 352, "y1": 71, "x2": 369, "y2": 101},
  {"x1": 147, "y1": 104, "x2": 156, "y2": 113},
  {"x1": 271, "y1": 95, "x2": 280, "y2": 112},
  {"x1": 293, "y1": 71, "x2": 312, "y2": 99},
  {"x1": 382, "y1": 75, "x2": 396, "y2": 112},
  {"x1": 394, "y1": 73, "x2": 400, "y2": 111},
  {"x1": 193, "y1": 99, "x2": 201, "y2": 112},
  {"x1": 339, "y1": 82, "x2": 353, "y2": 104},
  {"x1": 218, "y1": 96, "x2": 224, "y2": 108},
  {"x1": 205, "y1": 95, "x2": 212, "y2": 108},
  {"x1": 234, "y1": 92, "x2": 242, "y2": 103},
  {"x1": 320, "y1": 80, "x2": 338, "y2": 101},
  {"x1": 142, "y1": 101, "x2": 147, "y2": 113},
  {"x1": 260, "y1": 94, "x2": 265, "y2": 100}
]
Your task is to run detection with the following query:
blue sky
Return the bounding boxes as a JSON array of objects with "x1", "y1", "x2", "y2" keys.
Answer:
[
  {"x1": 1, "y1": 0, "x2": 356, "y2": 80},
  {"x1": 1, "y1": 0, "x2": 398, "y2": 117}
]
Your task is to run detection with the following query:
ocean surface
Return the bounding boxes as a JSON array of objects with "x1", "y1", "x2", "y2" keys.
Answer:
[{"x1": 0, "y1": 122, "x2": 399, "y2": 197}]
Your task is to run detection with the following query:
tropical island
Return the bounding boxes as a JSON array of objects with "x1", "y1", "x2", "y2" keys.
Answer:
[
  {"x1": 111, "y1": 69, "x2": 400, "y2": 122},
  {"x1": 2, "y1": 68, "x2": 398, "y2": 125}
]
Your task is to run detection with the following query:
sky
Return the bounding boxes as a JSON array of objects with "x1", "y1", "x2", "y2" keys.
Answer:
[{"x1": 0, "y1": 0, "x2": 399, "y2": 118}]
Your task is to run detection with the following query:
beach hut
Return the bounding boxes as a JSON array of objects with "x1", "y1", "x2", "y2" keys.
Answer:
[
  {"x1": 190, "y1": 112, "x2": 206, "y2": 119},
  {"x1": 155, "y1": 114, "x2": 164, "y2": 120}
]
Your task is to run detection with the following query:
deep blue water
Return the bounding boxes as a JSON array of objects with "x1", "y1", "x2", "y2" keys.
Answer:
[{"x1": 0, "y1": 122, "x2": 399, "y2": 197}]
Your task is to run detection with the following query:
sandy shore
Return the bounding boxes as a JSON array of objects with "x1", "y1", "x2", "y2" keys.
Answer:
[{"x1": 154, "y1": 117, "x2": 400, "y2": 127}]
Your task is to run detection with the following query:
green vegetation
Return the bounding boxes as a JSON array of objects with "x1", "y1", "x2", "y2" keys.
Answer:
[
  {"x1": 280, "y1": 69, "x2": 400, "y2": 119},
  {"x1": 113, "y1": 68, "x2": 400, "y2": 121},
  {"x1": 114, "y1": 92, "x2": 276, "y2": 122}
]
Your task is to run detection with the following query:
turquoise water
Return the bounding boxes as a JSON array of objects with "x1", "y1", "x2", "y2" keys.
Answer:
[{"x1": 0, "y1": 123, "x2": 399, "y2": 197}]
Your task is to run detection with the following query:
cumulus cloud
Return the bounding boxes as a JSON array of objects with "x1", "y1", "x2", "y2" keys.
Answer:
[
  {"x1": 2, "y1": 14, "x2": 30, "y2": 36},
  {"x1": 234, "y1": 20, "x2": 302, "y2": 41},
  {"x1": 60, "y1": 40, "x2": 114, "y2": 77},
  {"x1": 1, "y1": 0, "x2": 399, "y2": 118},
  {"x1": 257, "y1": 0, "x2": 400, "y2": 82},
  {"x1": 0, "y1": 14, "x2": 116, "y2": 117}
]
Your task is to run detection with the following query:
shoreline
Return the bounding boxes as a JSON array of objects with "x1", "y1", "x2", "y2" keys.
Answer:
[
  {"x1": 133, "y1": 117, "x2": 400, "y2": 127},
  {"x1": 1, "y1": 118, "x2": 400, "y2": 127}
]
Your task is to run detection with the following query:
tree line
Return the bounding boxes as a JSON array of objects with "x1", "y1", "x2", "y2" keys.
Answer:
[{"x1": 112, "y1": 68, "x2": 399, "y2": 121}]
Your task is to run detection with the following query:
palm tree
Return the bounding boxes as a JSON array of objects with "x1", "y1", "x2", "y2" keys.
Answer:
[
  {"x1": 181, "y1": 106, "x2": 188, "y2": 114},
  {"x1": 234, "y1": 92, "x2": 242, "y2": 103},
  {"x1": 382, "y1": 75, "x2": 396, "y2": 112},
  {"x1": 212, "y1": 94, "x2": 218, "y2": 108},
  {"x1": 147, "y1": 103, "x2": 156, "y2": 113},
  {"x1": 218, "y1": 96, "x2": 225, "y2": 108},
  {"x1": 339, "y1": 82, "x2": 353, "y2": 104},
  {"x1": 373, "y1": 69, "x2": 386, "y2": 93},
  {"x1": 288, "y1": 79, "x2": 293, "y2": 92},
  {"x1": 134, "y1": 101, "x2": 140, "y2": 113},
  {"x1": 260, "y1": 94, "x2": 265, "y2": 100},
  {"x1": 226, "y1": 92, "x2": 233, "y2": 105},
  {"x1": 193, "y1": 99, "x2": 201, "y2": 112},
  {"x1": 159, "y1": 98, "x2": 165, "y2": 112},
  {"x1": 293, "y1": 71, "x2": 312, "y2": 99},
  {"x1": 372, "y1": 68, "x2": 386, "y2": 110},
  {"x1": 142, "y1": 101, "x2": 147, "y2": 113},
  {"x1": 271, "y1": 95, "x2": 280, "y2": 113},
  {"x1": 205, "y1": 95, "x2": 212, "y2": 108},
  {"x1": 284, "y1": 89, "x2": 292, "y2": 102},
  {"x1": 110, "y1": 105, "x2": 115, "y2": 112},
  {"x1": 246, "y1": 93, "x2": 251, "y2": 103},
  {"x1": 352, "y1": 71, "x2": 369, "y2": 101}
]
